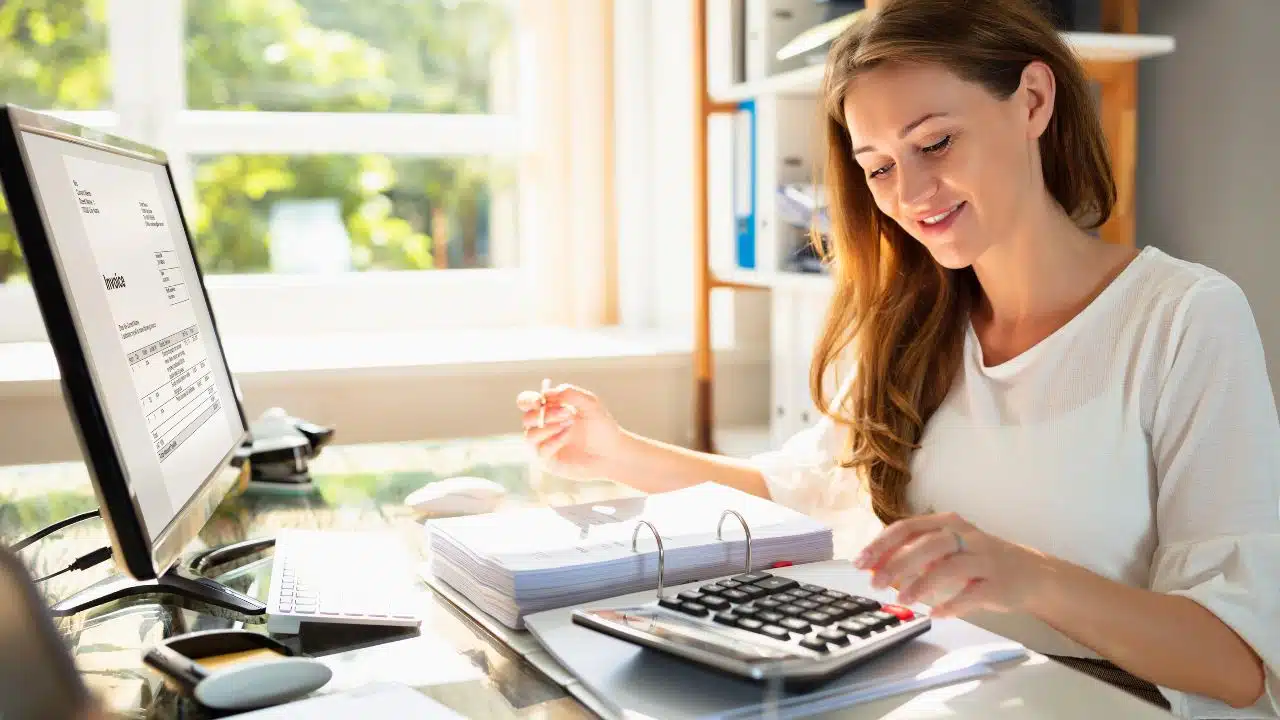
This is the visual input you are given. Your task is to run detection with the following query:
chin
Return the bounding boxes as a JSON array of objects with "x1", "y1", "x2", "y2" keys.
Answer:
[{"x1": 918, "y1": 237, "x2": 981, "y2": 270}]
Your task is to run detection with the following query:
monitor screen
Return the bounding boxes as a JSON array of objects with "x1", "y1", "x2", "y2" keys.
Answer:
[{"x1": 15, "y1": 128, "x2": 245, "y2": 545}]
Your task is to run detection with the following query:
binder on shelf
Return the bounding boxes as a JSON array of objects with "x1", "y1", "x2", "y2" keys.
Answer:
[
  {"x1": 422, "y1": 483, "x2": 834, "y2": 629},
  {"x1": 733, "y1": 100, "x2": 757, "y2": 270}
]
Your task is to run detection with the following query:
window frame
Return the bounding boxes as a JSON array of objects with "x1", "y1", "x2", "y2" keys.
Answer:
[{"x1": 0, "y1": 0, "x2": 596, "y2": 342}]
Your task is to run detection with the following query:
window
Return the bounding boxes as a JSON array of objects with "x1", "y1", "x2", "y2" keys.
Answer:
[{"x1": 0, "y1": 0, "x2": 616, "y2": 343}]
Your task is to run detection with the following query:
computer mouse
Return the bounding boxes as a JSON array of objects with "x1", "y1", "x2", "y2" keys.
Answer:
[
  {"x1": 404, "y1": 476, "x2": 507, "y2": 517},
  {"x1": 193, "y1": 657, "x2": 331, "y2": 711}
]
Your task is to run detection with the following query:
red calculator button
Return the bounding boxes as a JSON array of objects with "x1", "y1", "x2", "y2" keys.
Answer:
[{"x1": 882, "y1": 604, "x2": 914, "y2": 620}]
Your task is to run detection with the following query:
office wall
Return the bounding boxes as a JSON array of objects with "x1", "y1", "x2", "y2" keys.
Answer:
[{"x1": 1135, "y1": 0, "x2": 1280, "y2": 399}]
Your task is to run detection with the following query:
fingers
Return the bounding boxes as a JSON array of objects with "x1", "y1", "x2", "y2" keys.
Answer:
[
  {"x1": 855, "y1": 512, "x2": 966, "y2": 570},
  {"x1": 536, "y1": 422, "x2": 576, "y2": 462},
  {"x1": 516, "y1": 390, "x2": 543, "y2": 412},
  {"x1": 543, "y1": 384, "x2": 599, "y2": 410},
  {"x1": 522, "y1": 405, "x2": 576, "y2": 430},
  {"x1": 895, "y1": 550, "x2": 982, "y2": 606},
  {"x1": 928, "y1": 579, "x2": 992, "y2": 618},
  {"x1": 870, "y1": 528, "x2": 960, "y2": 591}
]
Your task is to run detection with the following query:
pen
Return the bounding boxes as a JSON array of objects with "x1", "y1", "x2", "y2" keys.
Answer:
[{"x1": 539, "y1": 377, "x2": 551, "y2": 428}]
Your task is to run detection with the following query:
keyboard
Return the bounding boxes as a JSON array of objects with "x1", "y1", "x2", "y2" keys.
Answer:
[
  {"x1": 571, "y1": 569, "x2": 929, "y2": 687},
  {"x1": 266, "y1": 529, "x2": 424, "y2": 634}
]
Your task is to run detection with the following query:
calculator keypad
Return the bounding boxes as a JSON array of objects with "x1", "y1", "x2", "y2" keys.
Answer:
[{"x1": 653, "y1": 571, "x2": 916, "y2": 656}]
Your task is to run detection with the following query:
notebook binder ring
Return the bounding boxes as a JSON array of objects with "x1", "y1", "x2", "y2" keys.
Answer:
[
  {"x1": 631, "y1": 520, "x2": 666, "y2": 597},
  {"x1": 717, "y1": 509, "x2": 753, "y2": 574}
]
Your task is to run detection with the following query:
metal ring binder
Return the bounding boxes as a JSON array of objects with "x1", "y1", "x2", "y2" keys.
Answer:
[
  {"x1": 717, "y1": 509, "x2": 753, "y2": 575},
  {"x1": 631, "y1": 520, "x2": 666, "y2": 597}
]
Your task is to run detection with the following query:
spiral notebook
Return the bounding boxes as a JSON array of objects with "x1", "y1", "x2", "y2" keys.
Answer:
[{"x1": 424, "y1": 483, "x2": 835, "y2": 629}]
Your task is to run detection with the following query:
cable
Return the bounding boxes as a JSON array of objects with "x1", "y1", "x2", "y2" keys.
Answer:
[
  {"x1": 8, "y1": 509, "x2": 100, "y2": 552},
  {"x1": 32, "y1": 546, "x2": 113, "y2": 584}
]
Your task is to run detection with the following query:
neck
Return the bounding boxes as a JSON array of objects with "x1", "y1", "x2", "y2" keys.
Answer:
[{"x1": 970, "y1": 198, "x2": 1107, "y2": 326}]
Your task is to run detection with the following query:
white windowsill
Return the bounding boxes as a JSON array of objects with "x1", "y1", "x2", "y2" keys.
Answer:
[{"x1": 0, "y1": 326, "x2": 758, "y2": 394}]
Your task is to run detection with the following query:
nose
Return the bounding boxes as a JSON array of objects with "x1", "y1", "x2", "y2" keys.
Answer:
[{"x1": 896, "y1": 160, "x2": 938, "y2": 210}]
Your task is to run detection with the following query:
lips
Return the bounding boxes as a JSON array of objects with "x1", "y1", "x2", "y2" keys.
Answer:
[{"x1": 915, "y1": 201, "x2": 966, "y2": 235}]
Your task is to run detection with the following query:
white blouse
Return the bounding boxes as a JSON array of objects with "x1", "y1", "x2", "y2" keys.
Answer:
[{"x1": 749, "y1": 246, "x2": 1280, "y2": 719}]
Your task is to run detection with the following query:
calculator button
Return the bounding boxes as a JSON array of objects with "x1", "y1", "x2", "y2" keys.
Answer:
[
  {"x1": 721, "y1": 589, "x2": 749, "y2": 602},
  {"x1": 678, "y1": 590, "x2": 705, "y2": 602},
  {"x1": 815, "y1": 593, "x2": 845, "y2": 605},
  {"x1": 755, "y1": 598, "x2": 782, "y2": 610},
  {"x1": 799, "y1": 637, "x2": 829, "y2": 653},
  {"x1": 771, "y1": 593, "x2": 798, "y2": 604},
  {"x1": 818, "y1": 629, "x2": 850, "y2": 645},
  {"x1": 780, "y1": 618, "x2": 811, "y2": 633},
  {"x1": 658, "y1": 595, "x2": 684, "y2": 611},
  {"x1": 713, "y1": 611, "x2": 739, "y2": 626},
  {"x1": 738, "y1": 585, "x2": 768, "y2": 600},
  {"x1": 839, "y1": 619, "x2": 873, "y2": 637},
  {"x1": 760, "y1": 625, "x2": 790, "y2": 641},
  {"x1": 756, "y1": 611, "x2": 784, "y2": 624},
  {"x1": 720, "y1": 580, "x2": 743, "y2": 589},
  {"x1": 700, "y1": 596, "x2": 730, "y2": 610},
  {"x1": 733, "y1": 572, "x2": 772, "y2": 584},
  {"x1": 852, "y1": 596, "x2": 882, "y2": 611},
  {"x1": 734, "y1": 605, "x2": 760, "y2": 618},
  {"x1": 834, "y1": 600, "x2": 862, "y2": 614},
  {"x1": 753, "y1": 576, "x2": 799, "y2": 593},
  {"x1": 777, "y1": 604, "x2": 805, "y2": 617},
  {"x1": 699, "y1": 583, "x2": 727, "y2": 596},
  {"x1": 820, "y1": 604, "x2": 851, "y2": 621},
  {"x1": 790, "y1": 590, "x2": 814, "y2": 599},
  {"x1": 822, "y1": 590, "x2": 850, "y2": 600},
  {"x1": 737, "y1": 618, "x2": 764, "y2": 632},
  {"x1": 882, "y1": 604, "x2": 915, "y2": 621},
  {"x1": 678, "y1": 602, "x2": 708, "y2": 617},
  {"x1": 800, "y1": 584, "x2": 827, "y2": 593},
  {"x1": 870, "y1": 610, "x2": 901, "y2": 626},
  {"x1": 793, "y1": 599, "x2": 820, "y2": 611},
  {"x1": 801, "y1": 611, "x2": 834, "y2": 626},
  {"x1": 859, "y1": 613, "x2": 891, "y2": 631}
]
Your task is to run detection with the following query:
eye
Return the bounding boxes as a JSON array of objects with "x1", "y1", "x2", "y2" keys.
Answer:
[
  {"x1": 868, "y1": 162, "x2": 894, "y2": 180},
  {"x1": 922, "y1": 134, "x2": 952, "y2": 154}
]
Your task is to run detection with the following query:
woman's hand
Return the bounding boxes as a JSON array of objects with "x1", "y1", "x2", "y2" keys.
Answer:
[
  {"x1": 516, "y1": 383, "x2": 627, "y2": 482},
  {"x1": 853, "y1": 512, "x2": 1051, "y2": 618}
]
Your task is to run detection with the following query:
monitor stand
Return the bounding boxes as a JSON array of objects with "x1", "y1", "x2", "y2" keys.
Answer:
[{"x1": 49, "y1": 537, "x2": 274, "y2": 618}]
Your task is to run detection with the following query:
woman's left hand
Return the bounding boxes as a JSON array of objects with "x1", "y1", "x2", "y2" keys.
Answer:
[{"x1": 853, "y1": 512, "x2": 1051, "y2": 618}]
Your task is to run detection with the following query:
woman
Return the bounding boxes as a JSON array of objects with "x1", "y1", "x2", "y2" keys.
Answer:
[{"x1": 515, "y1": 0, "x2": 1279, "y2": 716}]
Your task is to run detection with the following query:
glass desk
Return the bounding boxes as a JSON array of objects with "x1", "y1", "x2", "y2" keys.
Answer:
[{"x1": 0, "y1": 435, "x2": 640, "y2": 719}]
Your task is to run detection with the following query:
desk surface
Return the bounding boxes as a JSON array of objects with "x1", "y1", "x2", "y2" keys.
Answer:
[{"x1": 0, "y1": 437, "x2": 1176, "y2": 720}]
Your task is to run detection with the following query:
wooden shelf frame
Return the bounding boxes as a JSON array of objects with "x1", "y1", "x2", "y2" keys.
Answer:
[{"x1": 691, "y1": 0, "x2": 1159, "y2": 452}]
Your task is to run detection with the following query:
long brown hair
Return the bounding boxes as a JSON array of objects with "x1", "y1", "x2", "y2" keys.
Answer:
[{"x1": 810, "y1": 0, "x2": 1115, "y2": 525}]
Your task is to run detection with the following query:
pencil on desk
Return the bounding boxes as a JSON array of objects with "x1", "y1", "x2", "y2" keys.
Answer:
[{"x1": 539, "y1": 378, "x2": 551, "y2": 428}]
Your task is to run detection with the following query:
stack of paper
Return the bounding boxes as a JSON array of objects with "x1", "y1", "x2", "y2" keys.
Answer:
[{"x1": 425, "y1": 483, "x2": 834, "y2": 629}]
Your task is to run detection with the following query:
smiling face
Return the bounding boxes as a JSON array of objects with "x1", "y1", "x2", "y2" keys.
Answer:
[{"x1": 842, "y1": 61, "x2": 1054, "y2": 269}]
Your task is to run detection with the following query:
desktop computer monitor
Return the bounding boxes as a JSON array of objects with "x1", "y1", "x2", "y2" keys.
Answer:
[{"x1": 0, "y1": 105, "x2": 257, "y2": 615}]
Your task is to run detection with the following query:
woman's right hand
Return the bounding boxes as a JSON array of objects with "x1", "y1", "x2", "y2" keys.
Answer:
[{"x1": 516, "y1": 383, "x2": 627, "y2": 481}]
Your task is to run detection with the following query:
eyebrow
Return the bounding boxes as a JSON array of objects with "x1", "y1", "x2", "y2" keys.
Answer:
[{"x1": 852, "y1": 112, "x2": 950, "y2": 156}]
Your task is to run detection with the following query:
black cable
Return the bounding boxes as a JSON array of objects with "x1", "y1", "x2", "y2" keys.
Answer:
[
  {"x1": 8, "y1": 509, "x2": 100, "y2": 552},
  {"x1": 32, "y1": 546, "x2": 113, "y2": 584}
]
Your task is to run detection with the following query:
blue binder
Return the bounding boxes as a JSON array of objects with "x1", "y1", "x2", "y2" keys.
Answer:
[{"x1": 733, "y1": 100, "x2": 757, "y2": 270}]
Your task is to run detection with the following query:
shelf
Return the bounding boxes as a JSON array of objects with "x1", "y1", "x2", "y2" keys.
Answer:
[
  {"x1": 713, "y1": 268, "x2": 833, "y2": 293},
  {"x1": 710, "y1": 31, "x2": 1175, "y2": 103}
]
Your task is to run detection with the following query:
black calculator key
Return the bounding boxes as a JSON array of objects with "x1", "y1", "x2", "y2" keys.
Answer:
[
  {"x1": 760, "y1": 625, "x2": 790, "y2": 641},
  {"x1": 721, "y1": 589, "x2": 749, "y2": 602},
  {"x1": 802, "y1": 611, "x2": 834, "y2": 626},
  {"x1": 789, "y1": 589, "x2": 814, "y2": 599},
  {"x1": 771, "y1": 593, "x2": 798, "y2": 604},
  {"x1": 679, "y1": 602, "x2": 708, "y2": 617},
  {"x1": 794, "y1": 599, "x2": 820, "y2": 611},
  {"x1": 820, "y1": 605, "x2": 850, "y2": 621},
  {"x1": 756, "y1": 598, "x2": 782, "y2": 610},
  {"x1": 733, "y1": 572, "x2": 772, "y2": 584},
  {"x1": 753, "y1": 576, "x2": 799, "y2": 593},
  {"x1": 699, "y1": 583, "x2": 727, "y2": 596},
  {"x1": 834, "y1": 600, "x2": 862, "y2": 614},
  {"x1": 839, "y1": 619, "x2": 873, "y2": 637},
  {"x1": 799, "y1": 637, "x2": 829, "y2": 653},
  {"x1": 852, "y1": 596, "x2": 881, "y2": 611},
  {"x1": 756, "y1": 611, "x2": 784, "y2": 624},
  {"x1": 714, "y1": 611, "x2": 739, "y2": 626},
  {"x1": 734, "y1": 605, "x2": 759, "y2": 618},
  {"x1": 818, "y1": 629, "x2": 850, "y2": 645},
  {"x1": 800, "y1": 584, "x2": 827, "y2": 593},
  {"x1": 737, "y1": 618, "x2": 764, "y2": 632},
  {"x1": 780, "y1": 618, "x2": 811, "y2": 633},
  {"x1": 870, "y1": 610, "x2": 901, "y2": 626},
  {"x1": 777, "y1": 604, "x2": 805, "y2": 617},
  {"x1": 720, "y1": 580, "x2": 743, "y2": 589},
  {"x1": 658, "y1": 595, "x2": 683, "y2": 610},
  {"x1": 858, "y1": 613, "x2": 890, "y2": 631},
  {"x1": 738, "y1": 585, "x2": 768, "y2": 600},
  {"x1": 823, "y1": 590, "x2": 850, "y2": 600},
  {"x1": 678, "y1": 590, "x2": 705, "y2": 602},
  {"x1": 700, "y1": 595, "x2": 730, "y2": 610},
  {"x1": 815, "y1": 593, "x2": 845, "y2": 605}
]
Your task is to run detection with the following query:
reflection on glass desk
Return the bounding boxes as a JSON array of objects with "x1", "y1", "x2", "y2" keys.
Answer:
[{"x1": 0, "y1": 435, "x2": 634, "y2": 719}]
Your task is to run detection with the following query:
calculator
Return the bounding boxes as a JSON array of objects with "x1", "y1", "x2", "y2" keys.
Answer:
[{"x1": 571, "y1": 569, "x2": 930, "y2": 687}]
